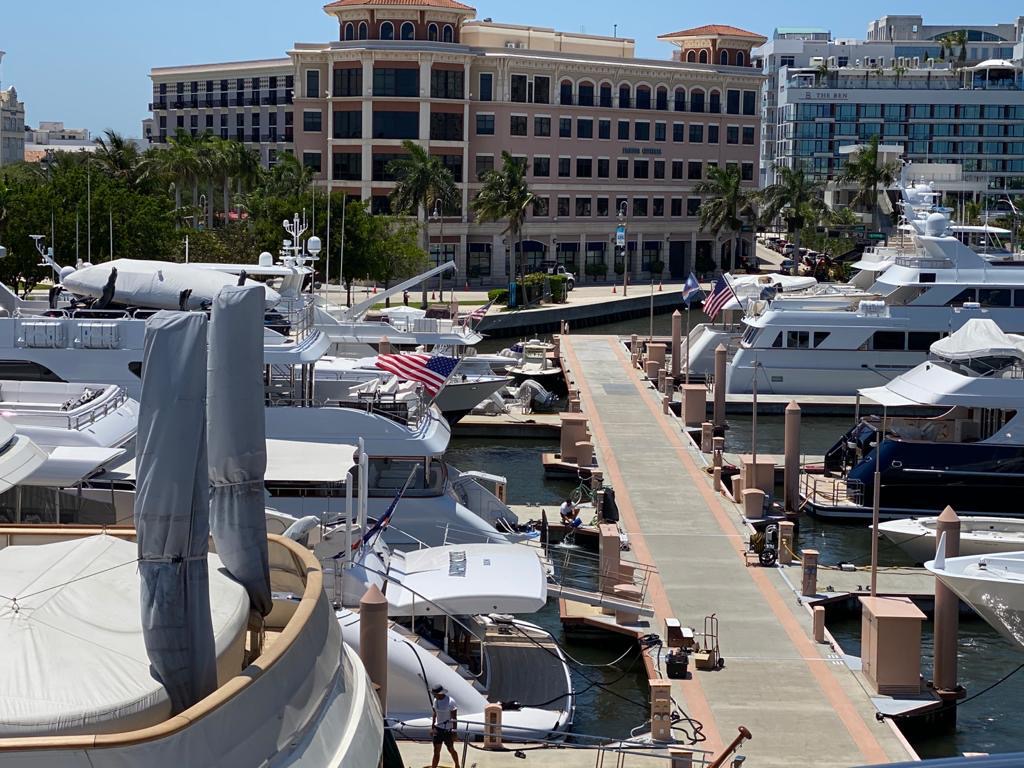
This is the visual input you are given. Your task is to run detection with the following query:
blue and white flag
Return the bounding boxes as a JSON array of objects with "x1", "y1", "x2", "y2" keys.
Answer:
[{"x1": 682, "y1": 273, "x2": 702, "y2": 306}]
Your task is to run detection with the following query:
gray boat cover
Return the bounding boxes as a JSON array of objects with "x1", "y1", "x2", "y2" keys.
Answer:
[
  {"x1": 208, "y1": 285, "x2": 272, "y2": 616},
  {"x1": 135, "y1": 311, "x2": 217, "y2": 714}
]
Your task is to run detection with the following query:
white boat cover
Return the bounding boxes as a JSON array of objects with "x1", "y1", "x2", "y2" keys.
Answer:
[
  {"x1": 930, "y1": 319, "x2": 1024, "y2": 362},
  {"x1": 0, "y1": 535, "x2": 248, "y2": 737},
  {"x1": 385, "y1": 544, "x2": 547, "y2": 616},
  {"x1": 63, "y1": 259, "x2": 280, "y2": 311},
  {"x1": 135, "y1": 311, "x2": 218, "y2": 713},
  {"x1": 0, "y1": 417, "x2": 47, "y2": 493},
  {"x1": 265, "y1": 439, "x2": 357, "y2": 483},
  {"x1": 208, "y1": 285, "x2": 272, "y2": 616},
  {"x1": 23, "y1": 446, "x2": 125, "y2": 487}
]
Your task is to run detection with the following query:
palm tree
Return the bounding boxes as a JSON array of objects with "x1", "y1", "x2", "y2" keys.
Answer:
[
  {"x1": 937, "y1": 33, "x2": 953, "y2": 61},
  {"x1": 757, "y1": 164, "x2": 828, "y2": 274},
  {"x1": 92, "y1": 130, "x2": 149, "y2": 188},
  {"x1": 471, "y1": 151, "x2": 534, "y2": 308},
  {"x1": 951, "y1": 29, "x2": 968, "y2": 68},
  {"x1": 154, "y1": 130, "x2": 206, "y2": 223},
  {"x1": 836, "y1": 135, "x2": 901, "y2": 232},
  {"x1": 694, "y1": 165, "x2": 755, "y2": 273},
  {"x1": 217, "y1": 140, "x2": 261, "y2": 224},
  {"x1": 388, "y1": 140, "x2": 457, "y2": 306},
  {"x1": 814, "y1": 61, "x2": 831, "y2": 87}
]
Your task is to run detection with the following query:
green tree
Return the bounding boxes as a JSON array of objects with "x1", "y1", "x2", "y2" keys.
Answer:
[
  {"x1": 217, "y1": 139, "x2": 261, "y2": 224},
  {"x1": 836, "y1": 135, "x2": 901, "y2": 231},
  {"x1": 387, "y1": 140, "x2": 457, "y2": 307},
  {"x1": 694, "y1": 165, "x2": 755, "y2": 273},
  {"x1": 153, "y1": 130, "x2": 207, "y2": 220},
  {"x1": 950, "y1": 29, "x2": 968, "y2": 68},
  {"x1": 92, "y1": 130, "x2": 150, "y2": 190},
  {"x1": 368, "y1": 217, "x2": 429, "y2": 306},
  {"x1": 757, "y1": 164, "x2": 828, "y2": 274},
  {"x1": 471, "y1": 151, "x2": 534, "y2": 307}
]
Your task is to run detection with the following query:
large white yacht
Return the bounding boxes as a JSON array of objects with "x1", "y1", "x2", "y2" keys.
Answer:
[{"x1": 728, "y1": 211, "x2": 1024, "y2": 396}]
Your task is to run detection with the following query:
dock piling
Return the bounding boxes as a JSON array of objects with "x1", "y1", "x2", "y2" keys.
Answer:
[
  {"x1": 713, "y1": 344, "x2": 727, "y2": 428},
  {"x1": 484, "y1": 703, "x2": 503, "y2": 750},
  {"x1": 701, "y1": 422, "x2": 713, "y2": 452},
  {"x1": 813, "y1": 606, "x2": 826, "y2": 643},
  {"x1": 378, "y1": 336, "x2": 391, "y2": 356},
  {"x1": 784, "y1": 401, "x2": 802, "y2": 513},
  {"x1": 599, "y1": 523, "x2": 621, "y2": 597},
  {"x1": 671, "y1": 310, "x2": 683, "y2": 379},
  {"x1": 359, "y1": 585, "x2": 389, "y2": 711},
  {"x1": 933, "y1": 506, "x2": 962, "y2": 699}
]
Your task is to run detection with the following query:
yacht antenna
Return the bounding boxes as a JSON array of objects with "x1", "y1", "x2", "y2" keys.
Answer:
[{"x1": 30, "y1": 235, "x2": 63, "y2": 280}]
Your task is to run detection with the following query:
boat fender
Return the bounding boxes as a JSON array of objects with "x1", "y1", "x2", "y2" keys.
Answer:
[{"x1": 489, "y1": 613, "x2": 515, "y2": 625}]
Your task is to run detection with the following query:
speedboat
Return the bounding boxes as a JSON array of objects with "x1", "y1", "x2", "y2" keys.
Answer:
[
  {"x1": 927, "y1": 550, "x2": 1024, "y2": 650},
  {"x1": 807, "y1": 320, "x2": 1024, "y2": 520},
  {"x1": 879, "y1": 516, "x2": 1024, "y2": 564},
  {"x1": 278, "y1": 510, "x2": 573, "y2": 742},
  {"x1": 507, "y1": 342, "x2": 564, "y2": 392}
]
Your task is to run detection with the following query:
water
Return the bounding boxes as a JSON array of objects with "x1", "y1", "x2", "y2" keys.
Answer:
[{"x1": 446, "y1": 438, "x2": 651, "y2": 739}]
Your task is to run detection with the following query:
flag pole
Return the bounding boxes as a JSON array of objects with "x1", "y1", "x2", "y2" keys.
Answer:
[{"x1": 684, "y1": 302, "x2": 692, "y2": 385}]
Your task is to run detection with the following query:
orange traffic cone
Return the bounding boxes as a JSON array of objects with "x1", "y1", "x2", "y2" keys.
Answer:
[
  {"x1": 372, "y1": 285, "x2": 377, "y2": 294},
  {"x1": 659, "y1": 281, "x2": 663, "y2": 292},
  {"x1": 464, "y1": 281, "x2": 469, "y2": 291},
  {"x1": 431, "y1": 292, "x2": 436, "y2": 300},
  {"x1": 612, "y1": 284, "x2": 617, "y2": 294}
]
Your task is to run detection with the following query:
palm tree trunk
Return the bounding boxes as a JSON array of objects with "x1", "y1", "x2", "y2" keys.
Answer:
[
  {"x1": 792, "y1": 228, "x2": 801, "y2": 276},
  {"x1": 175, "y1": 184, "x2": 182, "y2": 216},
  {"x1": 222, "y1": 175, "x2": 230, "y2": 226},
  {"x1": 207, "y1": 180, "x2": 215, "y2": 229}
]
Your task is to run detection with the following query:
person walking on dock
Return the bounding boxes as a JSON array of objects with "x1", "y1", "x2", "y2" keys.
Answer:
[{"x1": 430, "y1": 684, "x2": 460, "y2": 768}]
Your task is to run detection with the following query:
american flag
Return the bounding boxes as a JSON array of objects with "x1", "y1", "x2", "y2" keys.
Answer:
[
  {"x1": 462, "y1": 300, "x2": 494, "y2": 327},
  {"x1": 375, "y1": 353, "x2": 459, "y2": 395},
  {"x1": 702, "y1": 276, "x2": 735, "y2": 321}
]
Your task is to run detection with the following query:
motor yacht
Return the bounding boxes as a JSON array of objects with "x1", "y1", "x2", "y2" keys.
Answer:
[
  {"x1": 927, "y1": 550, "x2": 1024, "y2": 650},
  {"x1": 806, "y1": 320, "x2": 1024, "y2": 520},
  {"x1": 729, "y1": 211, "x2": 1024, "y2": 396},
  {"x1": 879, "y1": 516, "x2": 1024, "y2": 564}
]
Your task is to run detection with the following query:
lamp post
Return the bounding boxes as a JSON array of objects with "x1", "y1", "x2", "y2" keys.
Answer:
[
  {"x1": 432, "y1": 200, "x2": 444, "y2": 302},
  {"x1": 618, "y1": 200, "x2": 629, "y2": 296}
]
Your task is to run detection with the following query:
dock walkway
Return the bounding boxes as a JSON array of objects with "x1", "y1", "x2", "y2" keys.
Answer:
[{"x1": 559, "y1": 335, "x2": 915, "y2": 768}]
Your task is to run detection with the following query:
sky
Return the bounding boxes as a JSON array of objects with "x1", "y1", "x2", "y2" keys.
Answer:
[{"x1": 0, "y1": 0, "x2": 1014, "y2": 138}]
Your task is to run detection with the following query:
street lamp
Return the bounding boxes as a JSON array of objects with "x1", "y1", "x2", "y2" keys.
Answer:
[
  {"x1": 618, "y1": 200, "x2": 629, "y2": 296},
  {"x1": 432, "y1": 200, "x2": 445, "y2": 302}
]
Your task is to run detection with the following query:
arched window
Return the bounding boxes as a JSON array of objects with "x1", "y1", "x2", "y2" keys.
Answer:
[
  {"x1": 560, "y1": 79, "x2": 574, "y2": 105},
  {"x1": 578, "y1": 81, "x2": 595, "y2": 107},
  {"x1": 655, "y1": 86, "x2": 668, "y2": 110},
  {"x1": 674, "y1": 87, "x2": 686, "y2": 111},
  {"x1": 442, "y1": 24, "x2": 454, "y2": 43},
  {"x1": 736, "y1": 51, "x2": 745, "y2": 67},
  {"x1": 686, "y1": 50, "x2": 696, "y2": 63},
  {"x1": 358, "y1": 22, "x2": 369, "y2": 40},
  {"x1": 344, "y1": 23, "x2": 355, "y2": 41},
  {"x1": 400, "y1": 22, "x2": 415, "y2": 40},
  {"x1": 380, "y1": 21, "x2": 394, "y2": 40},
  {"x1": 709, "y1": 89, "x2": 721, "y2": 113},
  {"x1": 428, "y1": 23, "x2": 439, "y2": 41},
  {"x1": 618, "y1": 84, "x2": 631, "y2": 109},
  {"x1": 690, "y1": 88, "x2": 705, "y2": 113},
  {"x1": 599, "y1": 82, "x2": 613, "y2": 108},
  {"x1": 698, "y1": 49, "x2": 708, "y2": 64},
  {"x1": 719, "y1": 50, "x2": 729, "y2": 65},
  {"x1": 636, "y1": 85, "x2": 651, "y2": 109}
]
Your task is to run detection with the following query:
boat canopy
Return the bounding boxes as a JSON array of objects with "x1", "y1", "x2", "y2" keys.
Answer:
[
  {"x1": 265, "y1": 439, "x2": 357, "y2": 484},
  {"x1": 0, "y1": 535, "x2": 249, "y2": 737},
  {"x1": 930, "y1": 319, "x2": 1024, "y2": 363}
]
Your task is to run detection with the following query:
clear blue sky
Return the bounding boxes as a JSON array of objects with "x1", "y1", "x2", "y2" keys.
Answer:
[{"x1": 0, "y1": 0, "x2": 1013, "y2": 137}]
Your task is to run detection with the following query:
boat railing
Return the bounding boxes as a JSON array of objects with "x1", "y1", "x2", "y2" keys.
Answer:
[
  {"x1": 271, "y1": 296, "x2": 316, "y2": 342},
  {"x1": 801, "y1": 473, "x2": 864, "y2": 508},
  {"x1": 893, "y1": 255, "x2": 954, "y2": 269},
  {"x1": 388, "y1": 722, "x2": 717, "y2": 765},
  {"x1": 4, "y1": 387, "x2": 131, "y2": 432},
  {"x1": 548, "y1": 545, "x2": 658, "y2": 608}
]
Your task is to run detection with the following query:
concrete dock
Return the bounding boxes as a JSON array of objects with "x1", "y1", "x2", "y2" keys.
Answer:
[{"x1": 558, "y1": 334, "x2": 917, "y2": 768}]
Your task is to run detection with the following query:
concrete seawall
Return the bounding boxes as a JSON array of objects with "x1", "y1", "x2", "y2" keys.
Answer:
[{"x1": 477, "y1": 290, "x2": 686, "y2": 338}]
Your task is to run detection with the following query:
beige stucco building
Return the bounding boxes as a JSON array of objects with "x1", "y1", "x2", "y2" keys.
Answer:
[{"x1": 150, "y1": 0, "x2": 764, "y2": 284}]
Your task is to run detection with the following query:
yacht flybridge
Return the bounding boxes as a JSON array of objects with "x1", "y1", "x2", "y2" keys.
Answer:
[{"x1": 729, "y1": 211, "x2": 1024, "y2": 396}]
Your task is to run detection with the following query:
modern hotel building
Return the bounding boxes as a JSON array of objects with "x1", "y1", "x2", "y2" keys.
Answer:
[
  {"x1": 753, "y1": 15, "x2": 1024, "y2": 201},
  {"x1": 148, "y1": 0, "x2": 763, "y2": 284}
]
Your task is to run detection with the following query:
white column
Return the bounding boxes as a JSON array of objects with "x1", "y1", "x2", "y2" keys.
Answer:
[{"x1": 361, "y1": 56, "x2": 373, "y2": 196}]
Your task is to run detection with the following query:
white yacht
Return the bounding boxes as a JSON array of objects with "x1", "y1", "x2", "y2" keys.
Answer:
[
  {"x1": 728, "y1": 211, "x2": 1024, "y2": 396},
  {"x1": 927, "y1": 550, "x2": 1024, "y2": 650},
  {"x1": 806, "y1": 320, "x2": 1024, "y2": 520},
  {"x1": 880, "y1": 516, "x2": 1024, "y2": 564},
  {"x1": 0, "y1": 527, "x2": 383, "y2": 766}
]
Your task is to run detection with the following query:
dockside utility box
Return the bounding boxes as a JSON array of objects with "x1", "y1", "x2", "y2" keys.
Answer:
[{"x1": 859, "y1": 596, "x2": 925, "y2": 696}]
